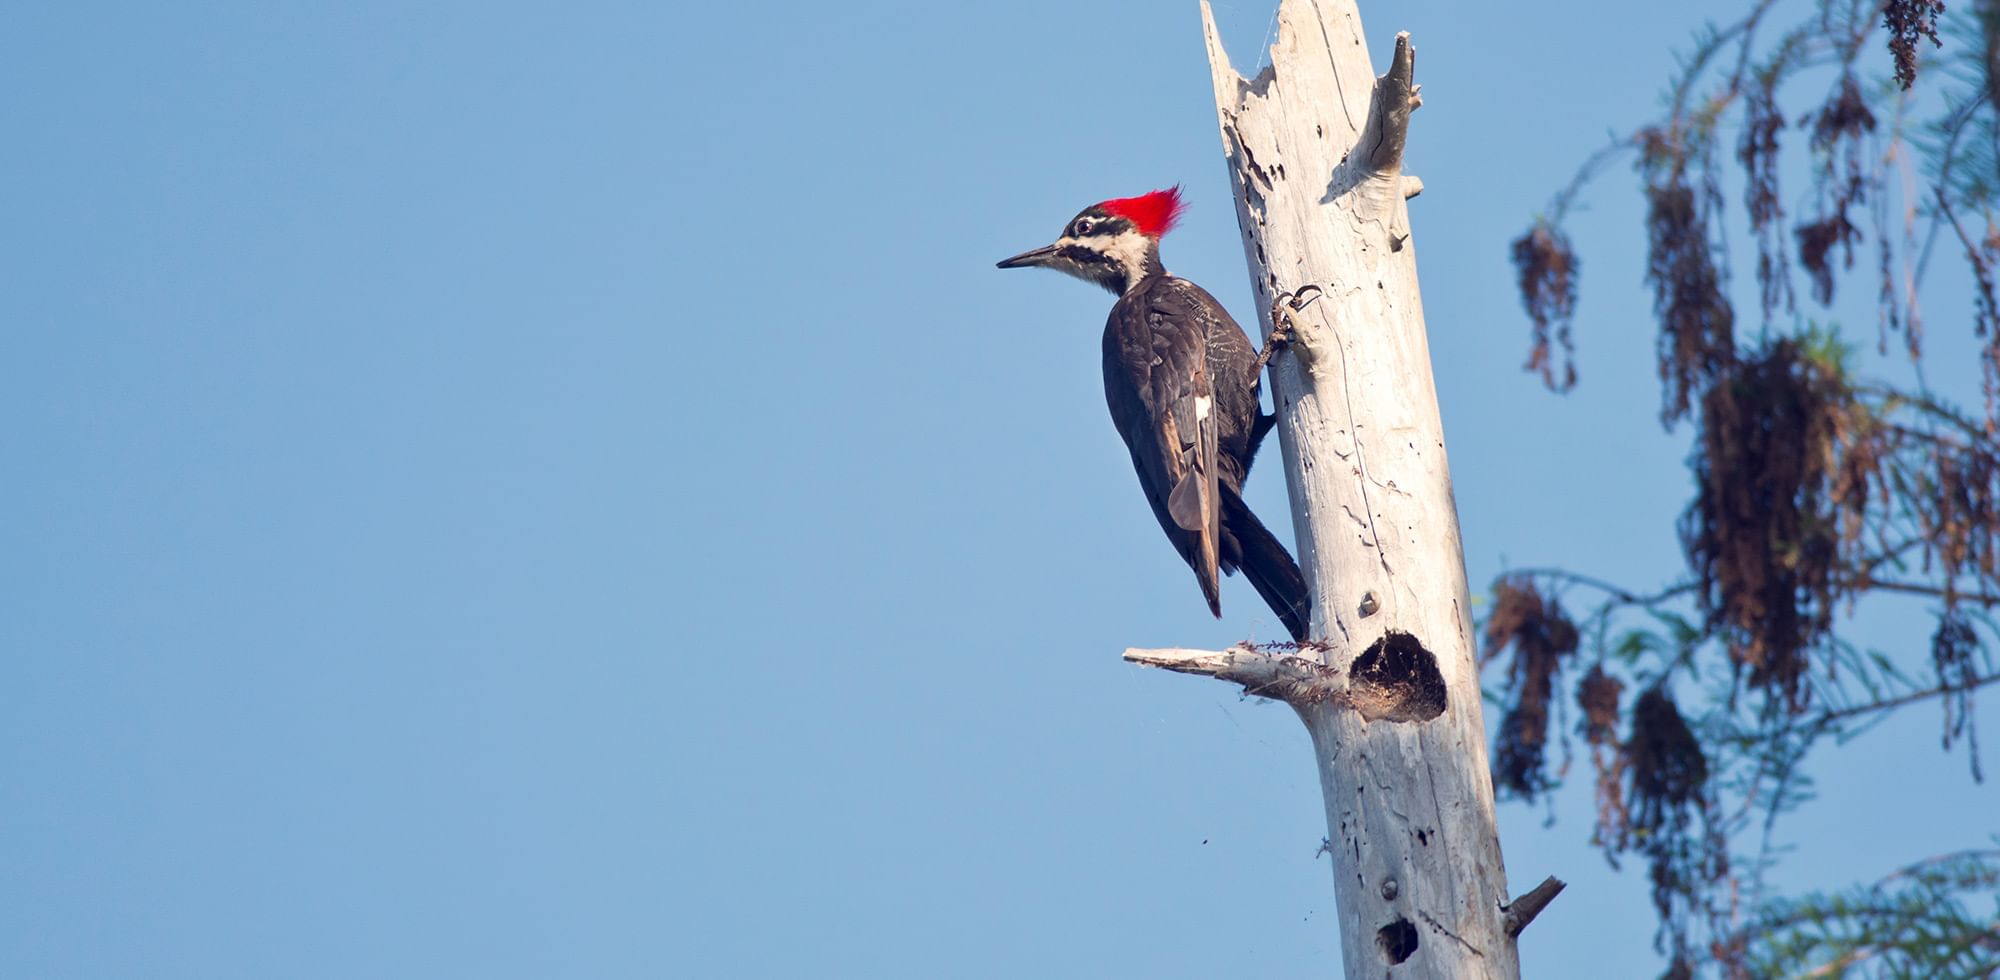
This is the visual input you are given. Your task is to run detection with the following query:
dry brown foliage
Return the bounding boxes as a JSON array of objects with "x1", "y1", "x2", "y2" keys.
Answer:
[
  {"x1": 1512, "y1": 223, "x2": 1580, "y2": 392},
  {"x1": 1682, "y1": 339, "x2": 1883, "y2": 706},
  {"x1": 1884, "y1": 0, "x2": 1946, "y2": 89},
  {"x1": 1485, "y1": 576, "x2": 1582, "y2": 799},
  {"x1": 1740, "y1": 82, "x2": 1790, "y2": 322},
  {"x1": 1797, "y1": 74, "x2": 1877, "y2": 311},
  {"x1": 1932, "y1": 610, "x2": 1985, "y2": 780},
  {"x1": 1577, "y1": 664, "x2": 1625, "y2": 746},
  {"x1": 1920, "y1": 442, "x2": 2000, "y2": 595},
  {"x1": 1647, "y1": 175, "x2": 1737, "y2": 425},
  {"x1": 1624, "y1": 687, "x2": 1729, "y2": 954}
]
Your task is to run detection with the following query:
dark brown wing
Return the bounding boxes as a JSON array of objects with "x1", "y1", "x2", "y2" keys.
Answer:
[
  {"x1": 1157, "y1": 278, "x2": 1266, "y2": 489},
  {"x1": 1102, "y1": 276, "x2": 1311, "y2": 638},
  {"x1": 1103, "y1": 278, "x2": 1224, "y2": 615}
]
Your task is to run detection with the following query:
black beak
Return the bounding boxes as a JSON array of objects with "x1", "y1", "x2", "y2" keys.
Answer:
[{"x1": 996, "y1": 244, "x2": 1060, "y2": 269}]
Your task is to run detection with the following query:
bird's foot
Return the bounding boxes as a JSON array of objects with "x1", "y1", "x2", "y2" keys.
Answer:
[{"x1": 1257, "y1": 285, "x2": 1322, "y2": 376}]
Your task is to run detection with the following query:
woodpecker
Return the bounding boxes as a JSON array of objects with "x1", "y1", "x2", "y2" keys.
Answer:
[{"x1": 998, "y1": 187, "x2": 1311, "y2": 641}]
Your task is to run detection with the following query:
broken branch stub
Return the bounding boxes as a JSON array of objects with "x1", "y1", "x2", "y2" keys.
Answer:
[
  {"x1": 1502, "y1": 876, "x2": 1568, "y2": 938},
  {"x1": 1365, "y1": 33, "x2": 1421, "y2": 174},
  {"x1": 1123, "y1": 636, "x2": 1446, "y2": 722}
]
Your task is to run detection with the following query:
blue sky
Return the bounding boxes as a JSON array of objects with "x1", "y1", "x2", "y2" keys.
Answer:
[{"x1": 2, "y1": 1, "x2": 1992, "y2": 976}]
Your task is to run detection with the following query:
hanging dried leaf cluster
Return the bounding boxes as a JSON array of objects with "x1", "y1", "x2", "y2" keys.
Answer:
[
  {"x1": 1740, "y1": 81, "x2": 1791, "y2": 321},
  {"x1": 1682, "y1": 339, "x2": 1883, "y2": 705},
  {"x1": 1577, "y1": 663, "x2": 1625, "y2": 745},
  {"x1": 1645, "y1": 155, "x2": 1738, "y2": 425},
  {"x1": 1922, "y1": 441, "x2": 2000, "y2": 587},
  {"x1": 1798, "y1": 74, "x2": 1877, "y2": 312},
  {"x1": 1931, "y1": 610, "x2": 1985, "y2": 780},
  {"x1": 1511, "y1": 223, "x2": 1580, "y2": 392},
  {"x1": 1622, "y1": 689, "x2": 1726, "y2": 951},
  {"x1": 1483, "y1": 576, "x2": 1581, "y2": 799},
  {"x1": 1482, "y1": 580, "x2": 1732, "y2": 961},
  {"x1": 1574, "y1": 664, "x2": 1632, "y2": 873},
  {"x1": 1490, "y1": 2, "x2": 2000, "y2": 973},
  {"x1": 1884, "y1": 0, "x2": 1946, "y2": 88}
]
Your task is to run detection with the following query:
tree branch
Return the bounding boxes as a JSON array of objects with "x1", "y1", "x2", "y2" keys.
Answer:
[
  {"x1": 1498, "y1": 567, "x2": 1696, "y2": 607},
  {"x1": 1501, "y1": 875, "x2": 1567, "y2": 937},
  {"x1": 1861, "y1": 383, "x2": 2000, "y2": 449},
  {"x1": 1546, "y1": 138, "x2": 1636, "y2": 225},
  {"x1": 1716, "y1": 672, "x2": 2000, "y2": 753},
  {"x1": 1123, "y1": 645, "x2": 1348, "y2": 706},
  {"x1": 1843, "y1": 577, "x2": 2000, "y2": 606},
  {"x1": 1810, "y1": 672, "x2": 2000, "y2": 728}
]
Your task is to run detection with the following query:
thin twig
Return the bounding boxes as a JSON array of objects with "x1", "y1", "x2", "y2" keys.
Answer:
[
  {"x1": 1501, "y1": 567, "x2": 1697, "y2": 607},
  {"x1": 1845, "y1": 577, "x2": 2000, "y2": 606},
  {"x1": 1809, "y1": 672, "x2": 2000, "y2": 728}
]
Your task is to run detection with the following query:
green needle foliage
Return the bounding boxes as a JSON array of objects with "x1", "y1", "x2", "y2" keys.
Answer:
[{"x1": 1746, "y1": 850, "x2": 2000, "y2": 977}]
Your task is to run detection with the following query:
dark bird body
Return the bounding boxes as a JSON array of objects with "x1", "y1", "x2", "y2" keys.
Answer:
[{"x1": 999, "y1": 188, "x2": 1311, "y2": 640}]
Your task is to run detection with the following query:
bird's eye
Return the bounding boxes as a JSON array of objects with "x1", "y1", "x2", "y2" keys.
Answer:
[{"x1": 1073, "y1": 220, "x2": 1093, "y2": 237}]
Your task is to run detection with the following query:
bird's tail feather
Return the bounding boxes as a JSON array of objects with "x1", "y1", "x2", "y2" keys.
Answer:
[{"x1": 1222, "y1": 489, "x2": 1312, "y2": 642}]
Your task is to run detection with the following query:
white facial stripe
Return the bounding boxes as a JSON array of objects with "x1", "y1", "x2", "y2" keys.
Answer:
[
  {"x1": 1052, "y1": 229, "x2": 1152, "y2": 292},
  {"x1": 1038, "y1": 227, "x2": 1157, "y2": 293}
]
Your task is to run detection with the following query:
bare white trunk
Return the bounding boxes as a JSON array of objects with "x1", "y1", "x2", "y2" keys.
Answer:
[{"x1": 1123, "y1": 2, "x2": 1561, "y2": 975}]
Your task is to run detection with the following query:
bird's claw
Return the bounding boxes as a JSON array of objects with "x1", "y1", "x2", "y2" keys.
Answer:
[
  {"x1": 1256, "y1": 285, "x2": 1321, "y2": 376},
  {"x1": 1254, "y1": 321, "x2": 1291, "y2": 376}
]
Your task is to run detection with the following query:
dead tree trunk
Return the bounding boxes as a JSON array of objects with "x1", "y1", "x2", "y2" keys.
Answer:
[{"x1": 1124, "y1": 2, "x2": 1560, "y2": 975}]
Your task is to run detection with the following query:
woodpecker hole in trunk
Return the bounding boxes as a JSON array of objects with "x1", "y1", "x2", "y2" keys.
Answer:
[
  {"x1": 1347, "y1": 630, "x2": 1446, "y2": 722},
  {"x1": 1376, "y1": 916, "x2": 1418, "y2": 964}
]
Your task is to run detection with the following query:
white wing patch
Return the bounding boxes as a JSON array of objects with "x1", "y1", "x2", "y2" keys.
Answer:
[{"x1": 1194, "y1": 394, "x2": 1213, "y2": 420}]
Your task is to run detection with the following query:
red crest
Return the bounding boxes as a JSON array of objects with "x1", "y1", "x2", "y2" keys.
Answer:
[{"x1": 1098, "y1": 186, "x2": 1186, "y2": 238}]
